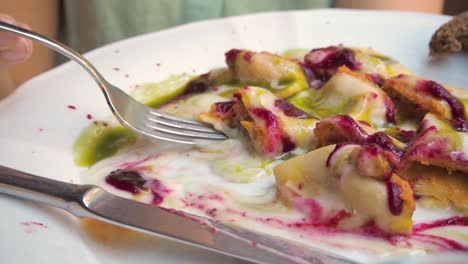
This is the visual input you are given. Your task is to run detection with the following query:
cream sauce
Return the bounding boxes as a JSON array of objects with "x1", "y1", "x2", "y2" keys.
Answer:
[{"x1": 82, "y1": 137, "x2": 468, "y2": 263}]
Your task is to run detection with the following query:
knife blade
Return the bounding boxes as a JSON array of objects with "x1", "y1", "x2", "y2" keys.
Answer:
[{"x1": 0, "y1": 165, "x2": 354, "y2": 264}]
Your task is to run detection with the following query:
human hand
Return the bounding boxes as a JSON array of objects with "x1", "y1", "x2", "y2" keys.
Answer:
[{"x1": 0, "y1": 14, "x2": 33, "y2": 66}]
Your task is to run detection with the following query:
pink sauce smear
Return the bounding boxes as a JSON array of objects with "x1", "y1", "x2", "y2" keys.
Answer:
[
  {"x1": 20, "y1": 221, "x2": 47, "y2": 234},
  {"x1": 183, "y1": 193, "x2": 468, "y2": 252},
  {"x1": 106, "y1": 155, "x2": 468, "y2": 254},
  {"x1": 150, "y1": 179, "x2": 172, "y2": 205}
]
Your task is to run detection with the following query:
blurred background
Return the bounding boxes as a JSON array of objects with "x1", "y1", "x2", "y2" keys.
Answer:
[
  {"x1": 444, "y1": 0, "x2": 468, "y2": 15},
  {"x1": 0, "y1": 0, "x2": 467, "y2": 90}
]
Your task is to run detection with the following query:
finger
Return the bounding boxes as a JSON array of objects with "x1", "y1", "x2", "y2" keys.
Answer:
[
  {"x1": 0, "y1": 14, "x2": 20, "y2": 49},
  {"x1": 16, "y1": 21, "x2": 33, "y2": 57},
  {"x1": 0, "y1": 37, "x2": 32, "y2": 64},
  {"x1": 0, "y1": 19, "x2": 33, "y2": 64}
]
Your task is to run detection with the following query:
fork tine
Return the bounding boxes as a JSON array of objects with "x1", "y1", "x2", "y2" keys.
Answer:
[
  {"x1": 144, "y1": 120, "x2": 227, "y2": 140},
  {"x1": 137, "y1": 129, "x2": 198, "y2": 144},
  {"x1": 146, "y1": 115, "x2": 221, "y2": 134},
  {"x1": 148, "y1": 109, "x2": 206, "y2": 126}
]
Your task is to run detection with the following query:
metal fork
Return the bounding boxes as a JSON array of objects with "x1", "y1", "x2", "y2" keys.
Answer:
[{"x1": 0, "y1": 22, "x2": 227, "y2": 144}]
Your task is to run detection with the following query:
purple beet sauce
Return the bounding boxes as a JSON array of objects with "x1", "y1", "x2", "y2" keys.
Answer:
[
  {"x1": 360, "y1": 145, "x2": 394, "y2": 179},
  {"x1": 304, "y1": 46, "x2": 361, "y2": 82},
  {"x1": 150, "y1": 179, "x2": 172, "y2": 205},
  {"x1": 315, "y1": 116, "x2": 366, "y2": 147},
  {"x1": 243, "y1": 51, "x2": 253, "y2": 63},
  {"x1": 367, "y1": 132, "x2": 404, "y2": 157},
  {"x1": 383, "y1": 96, "x2": 397, "y2": 124},
  {"x1": 233, "y1": 92, "x2": 242, "y2": 102},
  {"x1": 395, "y1": 129, "x2": 417, "y2": 143},
  {"x1": 326, "y1": 143, "x2": 349, "y2": 168},
  {"x1": 299, "y1": 62, "x2": 324, "y2": 89},
  {"x1": 341, "y1": 48, "x2": 360, "y2": 69},
  {"x1": 294, "y1": 198, "x2": 355, "y2": 228},
  {"x1": 293, "y1": 198, "x2": 323, "y2": 222},
  {"x1": 359, "y1": 221, "x2": 405, "y2": 244},
  {"x1": 251, "y1": 108, "x2": 278, "y2": 128},
  {"x1": 214, "y1": 101, "x2": 235, "y2": 115},
  {"x1": 274, "y1": 99, "x2": 311, "y2": 118},
  {"x1": 281, "y1": 136, "x2": 296, "y2": 152},
  {"x1": 367, "y1": 73, "x2": 384, "y2": 87},
  {"x1": 183, "y1": 73, "x2": 211, "y2": 95},
  {"x1": 357, "y1": 219, "x2": 468, "y2": 249},
  {"x1": 251, "y1": 108, "x2": 296, "y2": 153},
  {"x1": 225, "y1": 49, "x2": 241, "y2": 65},
  {"x1": 386, "y1": 181, "x2": 403, "y2": 215},
  {"x1": 416, "y1": 80, "x2": 467, "y2": 132},
  {"x1": 325, "y1": 210, "x2": 353, "y2": 228},
  {"x1": 105, "y1": 170, "x2": 148, "y2": 194},
  {"x1": 207, "y1": 191, "x2": 468, "y2": 250},
  {"x1": 415, "y1": 234, "x2": 468, "y2": 250},
  {"x1": 335, "y1": 115, "x2": 369, "y2": 139},
  {"x1": 363, "y1": 143, "x2": 380, "y2": 156},
  {"x1": 316, "y1": 115, "x2": 404, "y2": 158},
  {"x1": 413, "y1": 216, "x2": 468, "y2": 232}
]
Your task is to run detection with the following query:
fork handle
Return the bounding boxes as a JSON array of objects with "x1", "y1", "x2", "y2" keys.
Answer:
[
  {"x1": 0, "y1": 165, "x2": 94, "y2": 217},
  {"x1": 0, "y1": 21, "x2": 109, "y2": 96}
]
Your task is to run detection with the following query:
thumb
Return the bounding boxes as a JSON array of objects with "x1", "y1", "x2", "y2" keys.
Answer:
[{"x1": 0, "y1": 14, "x2": 33, "y2": 65}]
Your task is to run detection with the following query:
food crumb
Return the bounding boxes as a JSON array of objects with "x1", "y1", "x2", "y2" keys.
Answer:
[
  {"x1": 93, "y1": 121, "x2": 109, "y2": 127},
  {"x1": 206, "y1": 208, "x2": 217, "y2": 217},
  {"x1": 113, "y1": 67, "x2": 120, "y2": 71},
  {"x1": 67, "y1": 105, "x2": 77, "y2": 110},
  {"x1": 124, "y1": 74, "x2": 130, "y2": 78},
  {"x1": 20, "y1": 221, "x2": 47, "y2": 234},
  {"x1": 21, "y1": 221, "x2": 47, "y2": 228},
  {"x1": 86, "y1": 114, "x2": 93, "y2": 120}
]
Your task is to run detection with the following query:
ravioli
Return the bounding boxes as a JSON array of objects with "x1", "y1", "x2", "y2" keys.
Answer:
[
  {"x1": 225, "y1": 49, "x2": 309, "y2": 99},
  {"x1": 274, "y1": 143, "x2": 415, "y2": 234},
  {"x1": 313, "y1": 114, "x2": 405, "y2": 159},
  {"x1": 403, "y1": 163, "x2": 468, "y2": 215},
  {"x1": 304, "y1": 45, "x2": 412, "y2": 86},
  {"x1": 384, "y1": 74, "x2": 468, "y2": 131},
  {"x1": 404, "y1": 113, "x2": 468, "y2": 173},
  {"x1": 199, "y1": 86, "x2": 318, "y2": 156},
  {"x1": 290, "y1": 66, "x2": 397, "y2": 127},
  {"x1": 75, "y1": 45, "x2": 468, "y2": 257}
]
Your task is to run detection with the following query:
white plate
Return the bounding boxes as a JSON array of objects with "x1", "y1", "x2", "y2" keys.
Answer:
[{"x1": 1, "y1": 9, "x2": 467, "y2": 264}]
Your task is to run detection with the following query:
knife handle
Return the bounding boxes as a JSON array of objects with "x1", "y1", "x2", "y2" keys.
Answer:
[{"x1": 0, "y1": 165, "x2": 95, "y2": 217}]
